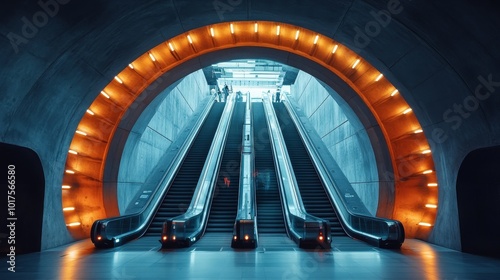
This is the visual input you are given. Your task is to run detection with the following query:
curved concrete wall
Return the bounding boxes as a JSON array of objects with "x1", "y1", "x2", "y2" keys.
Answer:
[
  {"x1": 291, "y1": 71, "x2": 379, "y2": 215},
  {"x1": 117, "y1": 70, "x2": 209, "y2": 213}
]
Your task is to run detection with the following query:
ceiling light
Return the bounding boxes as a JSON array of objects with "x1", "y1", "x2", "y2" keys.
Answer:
[
  {"x1": 332, "y1": 44, "x2": 338, "y2": 54},
  {"x1": 210, "y1": 27, "x2": 215, "y2": 37},
  {"x1": 254, "y1": 23, "x2": 258, "y2": 33},
  {"x1": 75, "y1": 130, "x2": 87, "y2": 136},
  {"x1": 100, "y1": 91, "x2": 110, "y2": 98},
  {"x1": 168, "y1": 42, "x2": 174, "y2": 52},
  {"x1": 295, "y1": 30, "x2": 300, "y2": 40},
  {"x1": 149, "y1": 52, "x2": 156, "y2": 61},
  {"x1": 352, "y1": 59, "x2": 360, "y2": 69},
  {"x1": 375, "y1": 73, "x2": 383, "y2": 81},
  {"x1": 425, "y1": 204, "x2": 437, "y2": 209},
  {"x1": 313, "y1": 35, "x2": 319, "y2": 45},
  {"x1": 276, "y1": 25, "x2": 280, "y2": 36},
  {"x1": 230, "y1": 23, "x2": 234, "y2": 34},
  {"x1": 128, "y1": 63, "x2": 134, "y2": 69},
  {"x1": 68, "y1": 150, "x2": 78, "y2": 155},
  {"x1": 86, "y1": 109, "x2": 94, "y2": 115},
  {"x1": 187, "y1": 35, "x2": 193, "y2": 44},
  {"x1": 403, "y1": 108, "x2": 412, "y2": 114},
  {"x1": 114, "y1": 76, "x2": 123, "y2": 84}
]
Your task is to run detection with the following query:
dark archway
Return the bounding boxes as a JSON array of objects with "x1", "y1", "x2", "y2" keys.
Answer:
[
  {"x1": 457, "y1": 146, "x2": 500, "y2": 258},
  {"x1": 0, "y1": 143, "x2": 45, "y2": 254}
]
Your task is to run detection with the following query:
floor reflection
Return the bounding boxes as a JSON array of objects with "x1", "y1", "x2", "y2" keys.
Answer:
[{"x1": 1, "y1": 236, "x2": 500, "y2": 279}]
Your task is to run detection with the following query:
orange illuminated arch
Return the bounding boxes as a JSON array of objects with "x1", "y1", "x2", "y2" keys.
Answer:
[{"x1": 62, "y1": 21, "x2": 438, "y2": 239}]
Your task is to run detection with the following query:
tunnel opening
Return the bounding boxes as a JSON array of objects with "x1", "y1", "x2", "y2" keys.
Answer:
[
  {"x1": 115, "y1": 59, "x2": 381, "y2": 218},
  {"x1": 61, "y1": 21, "x2": 437, "y2": 241}
]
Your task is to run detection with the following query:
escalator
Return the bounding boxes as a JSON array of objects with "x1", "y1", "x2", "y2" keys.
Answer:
[
  {"x1": 145, "y1": 102, "x2": 225, "y2": 236},
  {"x1": 205, "y1": 102, "x2": 246, "y2": 232},
  {"x1": 273, "y1": 102, "x2": 345, "y2": 236},
  {"x1": 253, "y1": 102, "x2": 286, "y2": 234}
]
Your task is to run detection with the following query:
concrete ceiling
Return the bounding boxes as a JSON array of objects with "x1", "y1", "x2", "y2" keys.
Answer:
[
  {"x1": 1, "y1": 1, "x2": 498, "y2": 144},
  {"x1": 0, "y1": 0, "x2": 499, "y2": 250}
]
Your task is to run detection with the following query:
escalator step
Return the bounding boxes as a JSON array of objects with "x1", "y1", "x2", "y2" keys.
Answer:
[
  {"x1": 253, "y1": 102, "x2": 287, "y2": 234},
  {"x1": 206, "y1": 103, "x2": 246, "y2": 233}
]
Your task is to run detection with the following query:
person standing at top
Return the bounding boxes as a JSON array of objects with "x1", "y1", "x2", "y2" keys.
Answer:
[
  {"x1": 223, "y1": 83, "x2": 229, "y2": 102},
  {"x1": 217, "y1": 86, "x2": 222, "y2": 102}
]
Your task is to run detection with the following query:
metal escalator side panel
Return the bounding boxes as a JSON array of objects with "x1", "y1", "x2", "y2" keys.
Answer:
[{"x1": 232, "y1": 96, "x2": 259, "y2": 249}]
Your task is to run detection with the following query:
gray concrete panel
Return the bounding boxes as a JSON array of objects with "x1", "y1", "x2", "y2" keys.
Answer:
[
  {"x1": 117, "y1": 70, "x2": 209, "y2": 213},
  {"x1": 291, "y1": 71, "x2": 379, "y2": 215}
]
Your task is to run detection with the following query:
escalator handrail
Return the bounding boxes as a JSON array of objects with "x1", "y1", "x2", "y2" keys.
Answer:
[
  {"x1": 235, "y1": 96, "x2": 256, "y2": 221},
  {"x1": 263, "y1": 95, "x2": 306, "y2": 219},
  {"x1": 281, "y1": 99, "x2": 404, "y2": 247},
  {"x1": 90, "y1": 97, "x2": 216, "y2": 247},
  {"x1": 231, "y1": 95, "x2": 258, "y2": 247},
  {"x1": 162, "y1": 95, "x2": 236, "y2": 243}
]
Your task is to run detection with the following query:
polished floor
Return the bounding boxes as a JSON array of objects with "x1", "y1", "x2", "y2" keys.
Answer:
[{"x1": 2, "y1": 233, "x2": 500, "y2": 279}]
